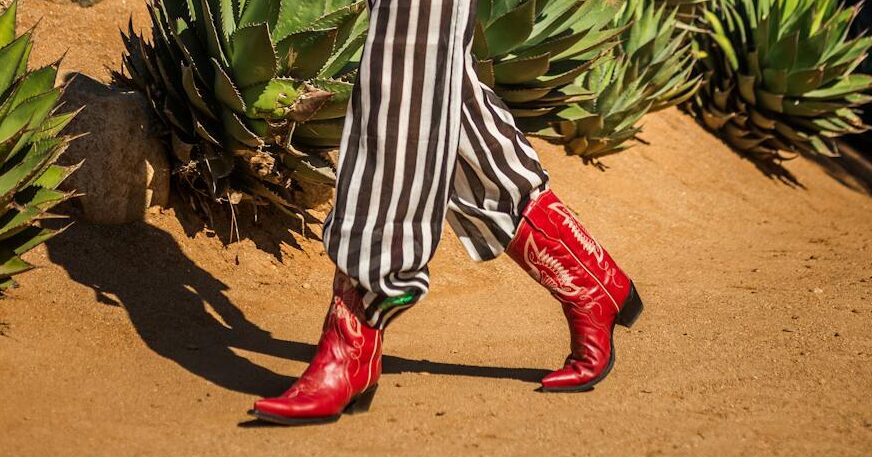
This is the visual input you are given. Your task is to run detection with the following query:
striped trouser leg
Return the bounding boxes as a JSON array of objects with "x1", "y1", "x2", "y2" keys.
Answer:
[
  {"x1": 323, "y1": 0, "x2": 549, "y2": 329},
  {"x1": 447, "y1": 56, "x2": 550, "y2": 262}
]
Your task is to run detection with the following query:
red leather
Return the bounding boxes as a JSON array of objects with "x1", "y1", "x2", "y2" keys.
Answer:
[
  {"x1": 507, "y1": 189, "x2": 633, "y2": 391},
  {"x1": 252, "y1": 272, "x2": 382, "y2": 420}
]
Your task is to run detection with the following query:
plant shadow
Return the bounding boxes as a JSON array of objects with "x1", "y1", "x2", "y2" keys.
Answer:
[
  {"x1": 740, "y1": 142, "x2": 872, "y2": 196},
  {"x1": 45, "y1": 221, "x2": 549, "y2": 398},
  {"x1": 821, "y1": 138, "x2": 872, "y2": 196},
  {"x1": 170, "y1": 194, "x2": 317, "y2": 262},
  {"x1": 676, "y1": 108, "x2": 872, "y2": 194},
  {"x1": 748, "y1": 141, "x2": 872, "y2": 196},
  {"x1": 728, "y1": 135, "x2": 872, "y2": 195}
]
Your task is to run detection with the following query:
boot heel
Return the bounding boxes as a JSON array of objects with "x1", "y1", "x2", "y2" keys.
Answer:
[
  {"x1": 345, "y1": 385, "x2": 378, "y2": 415},
  {"x1": 615, "y1": 283, "x2": 644, "y2": 328}
]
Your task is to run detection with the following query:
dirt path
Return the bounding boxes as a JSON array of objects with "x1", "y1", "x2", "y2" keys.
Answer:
[{"x1": 2, "y1": 1, "x2": 872, "y2": 456}]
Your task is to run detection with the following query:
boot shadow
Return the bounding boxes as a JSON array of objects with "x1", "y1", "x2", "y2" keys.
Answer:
[{"x1": 45, "y1": 221, "x2": 550, "y2": 397}]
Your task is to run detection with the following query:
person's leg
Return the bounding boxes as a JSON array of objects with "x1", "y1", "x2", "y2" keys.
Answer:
[
  {"x1": 322, "y1": 0, "x2": 478, "y2": 330},
  {"x1": 250, "y1": 0, "x2": 477, "y2": 424},
  {"x1": 447, "y1": 44, "x2": 644, "y2": 393}
]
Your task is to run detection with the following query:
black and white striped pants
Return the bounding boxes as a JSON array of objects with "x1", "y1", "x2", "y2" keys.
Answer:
[{"x1": 323, "y1": 0, "x2": 550, "y2": 328}]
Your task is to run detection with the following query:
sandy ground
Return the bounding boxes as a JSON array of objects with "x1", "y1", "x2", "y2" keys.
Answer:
[{"x1": 2, "y1": 1, "x2": 872, "y2": 456}]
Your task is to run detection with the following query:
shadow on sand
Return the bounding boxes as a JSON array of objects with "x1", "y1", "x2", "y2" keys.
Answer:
[
  {"x1": 45, "y1": 221, "x2": 549, "y2": 398},
  {"x1": 736, "y1": 139, "x2": 872, "y2": 196},
  {"x1": 170, "y1": 196, "x2": 312, "y2": 262},
  {"x1": 748, "y1": 142, "x2": 872, "y2": 195}
]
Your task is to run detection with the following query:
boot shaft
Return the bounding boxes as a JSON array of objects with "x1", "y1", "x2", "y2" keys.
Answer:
[
  {"x1": 507, "y1": 190, "x2": 632, "y2": 312},
  {"x1": 299, "y1": 272, "x2": 383, "y2": 395}
]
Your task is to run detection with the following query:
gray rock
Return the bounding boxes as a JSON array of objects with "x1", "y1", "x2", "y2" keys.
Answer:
[{"x1": 59, "y1": 72, "x2": 170, "y2": 225}]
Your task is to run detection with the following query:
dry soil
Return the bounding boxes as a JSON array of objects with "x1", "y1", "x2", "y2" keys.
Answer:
[{"x1": 2, "y1": 1, "x2": 872, "y2": 456}]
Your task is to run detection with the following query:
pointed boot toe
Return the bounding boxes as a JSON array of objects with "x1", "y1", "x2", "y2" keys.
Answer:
[
  {"x1": 540, "y1": 368, "x2": 582, "y2": 391},
  {"x1": 248, "y1": 273, "x2": 382, "y2": 425}
]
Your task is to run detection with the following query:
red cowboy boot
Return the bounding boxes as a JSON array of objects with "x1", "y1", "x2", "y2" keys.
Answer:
[
  {"x1": 506, "y1": 189, "x2": 643, "y2": 392},
  {"x1": 249, "y1": 272, "x2": 382, "y2": 424}
]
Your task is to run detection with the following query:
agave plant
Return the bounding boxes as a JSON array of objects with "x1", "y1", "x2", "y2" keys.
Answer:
[
  {"x1": 0, "y1": 1, "x2": 78, "y2": 291},
  {"x1": 521, "y1": 0, "x2": 701, "y2": 161},
  {"x1": 848, "y1": 0, "x2": 872, "y2": 79},
  {"x1": 687, "y1": 0, "x2": 872, "y2": 161},
  {"x1": 656, "y1": 0, "x2": 711, "y2": 27},
  {"x1": 473, "y1": 0, "x2": 625, "y2": 120},
  {"x1": 115, "y1": 0, "x2": 368, "y2": 213}
]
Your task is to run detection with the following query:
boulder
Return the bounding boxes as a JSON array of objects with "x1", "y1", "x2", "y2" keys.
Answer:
[{"x1": 59, "y1": 72, "x2": 170, "y2": 225}]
